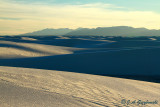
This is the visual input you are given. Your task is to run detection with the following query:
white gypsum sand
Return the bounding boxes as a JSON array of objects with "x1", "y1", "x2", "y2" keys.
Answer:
[
  {"x1": 0, "y1": 40, "x2": 82, "y2": 58},
  {"x1": 0, "y1": 66, "x2": 160, "y2": 107}
]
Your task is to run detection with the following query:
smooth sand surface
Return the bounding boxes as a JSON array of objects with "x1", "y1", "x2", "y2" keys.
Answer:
[
  {"x1": 0, "y1": 66, "x2": 160, "y2": 107},
  {"x1": 0, "y1": 40, "x2": 81, "y2": 58}
]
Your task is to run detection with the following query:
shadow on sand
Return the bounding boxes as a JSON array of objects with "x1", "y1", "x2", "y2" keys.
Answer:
[{"x1": 0, "y1": 48, "x2": 160, "y2": 83}]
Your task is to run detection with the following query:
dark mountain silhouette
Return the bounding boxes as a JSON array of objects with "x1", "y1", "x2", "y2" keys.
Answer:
[
  {"x1": 65, "y1": 26, "x2": 160, "y2": 36},
  {"x1": 21, "y1": 28, "x2": 73, "y2": 36},
  {"x1": 21, "y1": 26, "x2": 160, "y2": 36}
]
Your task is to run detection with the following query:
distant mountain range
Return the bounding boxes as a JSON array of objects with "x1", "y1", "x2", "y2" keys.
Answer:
[
  {"x1": 22, "y1": 28, "x2": 73, "y2": 36},
  {"x1": 21, "y1": 26, "x2": 160, "y2": 36}
]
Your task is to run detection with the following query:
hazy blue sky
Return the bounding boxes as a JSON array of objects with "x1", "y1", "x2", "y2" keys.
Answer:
[
  {"x1": 8, "y1": 0, "x2": 160, "y2": 12},
  {"x1": 0, "y1": 0, "x2": 160, "y2": 35}
]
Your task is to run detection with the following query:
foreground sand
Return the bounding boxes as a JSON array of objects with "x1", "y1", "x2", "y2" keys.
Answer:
[{"x1": 0, "y1": 66, "x2": 160, "y2": 107}]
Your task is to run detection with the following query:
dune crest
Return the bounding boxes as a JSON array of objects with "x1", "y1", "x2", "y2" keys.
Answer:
[{"x1": 0, "y1": 40, "x2": 81, "y2": 58}]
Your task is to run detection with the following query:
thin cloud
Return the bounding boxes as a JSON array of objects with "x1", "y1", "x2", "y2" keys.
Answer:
[{"x1": 0, "y1": 17, "x2": 22, "y2": 20}]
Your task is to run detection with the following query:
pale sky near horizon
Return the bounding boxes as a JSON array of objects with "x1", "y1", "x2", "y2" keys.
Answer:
[{"x1": 0, "y1": 0, "x2": 160, "y2": 35}]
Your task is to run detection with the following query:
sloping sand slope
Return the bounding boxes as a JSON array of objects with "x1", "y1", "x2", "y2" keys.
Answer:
[
  {"x1": 0, "y1": 40, "x2": 81, "y2": 58},
  {"x1": 0, "y1": 66, "x2": 160, "y2": 107},
  {"x1": 1, "y1": 48, "x2": 160, "y2": 77}
]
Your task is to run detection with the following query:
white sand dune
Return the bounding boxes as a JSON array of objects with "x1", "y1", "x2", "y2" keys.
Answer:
[
  {"x1": 0, "y1": 37, "x2": 160, "y2": 107},
  {"x1": 0, "y1": 66, "x2": 160, "y2": 107},
  {"x1": 2, "y1": 48, "x2": 160, "y2": 76},
  {"x1": 0, "y1": 40, "x2": 82, "y2": 58},
  {"x1": 21, "y1": 37, "x2": 38, "y2": 41}
]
